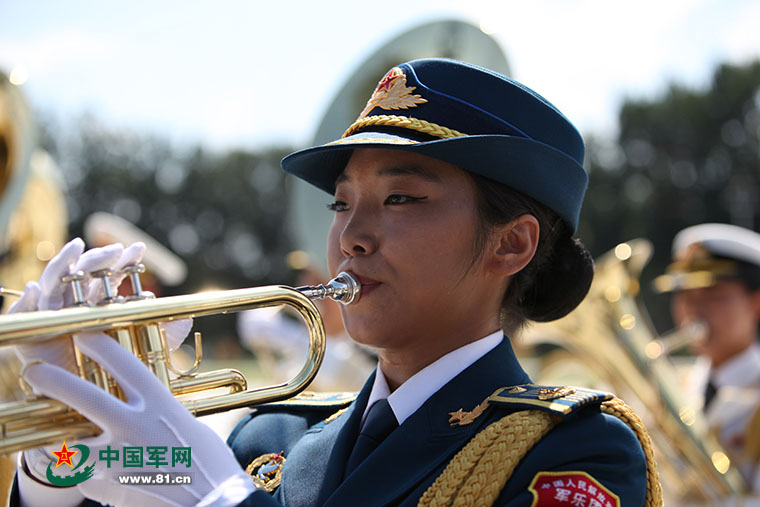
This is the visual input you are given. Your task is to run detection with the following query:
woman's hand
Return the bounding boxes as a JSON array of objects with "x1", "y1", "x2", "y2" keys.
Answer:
[
  {"x1": 11, "y1": 238, "x2": 193, "y2": 501},
  {"x1": 10, "y1": 238, "x2": 126, "y2": 373},
  {"x1": 11, "y1": 238, "x2": 189, "y2": 373},
  {"x1": 22, "y1": 332, "x2": 257, "y2": 506}
]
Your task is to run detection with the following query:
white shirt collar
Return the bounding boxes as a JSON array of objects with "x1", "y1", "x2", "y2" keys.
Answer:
[
  {"x1": 711, "y1": 342, "x2": 760, "y2": 388},
  {"x1": 362, "y1": 330, "x2": 503, "y2": 426}
]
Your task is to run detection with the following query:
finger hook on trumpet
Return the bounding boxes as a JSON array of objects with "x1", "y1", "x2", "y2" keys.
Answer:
[{"x1": 166, "y1": 330, "x2": 203, "y2": 378}]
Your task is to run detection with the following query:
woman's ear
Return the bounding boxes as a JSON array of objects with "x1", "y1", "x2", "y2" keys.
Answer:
[{"x1": 489, "y1": 214, "x2": 540, "y2": 276}]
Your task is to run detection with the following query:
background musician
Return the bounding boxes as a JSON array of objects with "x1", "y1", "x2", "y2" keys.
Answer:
[{"x1": 654, "y1": 222, "x2": 760, "y2": 491}]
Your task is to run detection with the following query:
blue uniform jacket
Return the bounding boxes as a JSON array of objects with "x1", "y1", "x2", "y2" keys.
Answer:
[{"x1": 229, "y1": 337, "x2": 647, "y2": 506}]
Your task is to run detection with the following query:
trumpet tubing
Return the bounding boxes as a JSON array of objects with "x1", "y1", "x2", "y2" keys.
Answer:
[{"x1": 0, "y1": 270, "x2": 360, "y2": 455}]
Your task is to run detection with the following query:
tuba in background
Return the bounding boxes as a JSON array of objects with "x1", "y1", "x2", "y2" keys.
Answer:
[
  {"x1": 516, "y1": 239, "x2": 747, "y2": 505},
  {"x1": 0, "y1": 69, "x2": 68, "y2": 504},
  {"x1": 0, "y1": 71, "x2": 68, "y2": 316},
  {"x1": 0, "y1": 70, "x2": 68, "y2": 399}
]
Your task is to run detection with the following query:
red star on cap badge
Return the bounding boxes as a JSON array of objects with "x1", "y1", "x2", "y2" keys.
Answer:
[
  {"x1": 51, "y1": 441, "x2": 78, "y2": 468},
  {"x1": 377, "y1": 69, "x2": 400, "y2": 91}
]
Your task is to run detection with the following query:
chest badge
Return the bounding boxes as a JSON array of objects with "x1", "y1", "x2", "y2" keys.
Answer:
[
  {"x1": 449, "y1": 397, "x2": 490, "y2": 427},
  {"x1": 245, "y1": 452, "x2": 285, "y2": 493}
]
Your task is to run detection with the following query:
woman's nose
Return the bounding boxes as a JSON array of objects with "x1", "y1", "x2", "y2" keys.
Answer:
[{"x1": 339, "y1": 206, "x2": 378, "y2": 257}]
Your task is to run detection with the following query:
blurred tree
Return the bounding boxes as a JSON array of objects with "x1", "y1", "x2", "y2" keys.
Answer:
[
  {"x1": 580, "y1": 59, "x2": 760, "y2": 331},
  {"x1": 38, "y1": 113, "x2": 297, "y2": 355}
]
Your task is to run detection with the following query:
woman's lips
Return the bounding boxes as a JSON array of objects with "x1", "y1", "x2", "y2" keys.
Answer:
[{"x1": 350, "y1": 273, "x2": 381, "y2": 298}]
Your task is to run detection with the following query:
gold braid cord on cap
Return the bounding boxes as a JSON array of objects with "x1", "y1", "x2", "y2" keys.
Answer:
[
  {"x1": 418, "y1": 397, "x2": 663, "y2": 507},
  {"x1": 342, "y1": 115, "x2": 468, "y2": 140}
]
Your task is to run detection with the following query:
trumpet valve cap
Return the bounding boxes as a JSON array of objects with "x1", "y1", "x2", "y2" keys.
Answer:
[{"x1": 61, "y1": 271, "x2": 88, "y2": 306}]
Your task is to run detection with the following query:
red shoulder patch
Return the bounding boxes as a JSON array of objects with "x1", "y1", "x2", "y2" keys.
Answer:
[{"x1": 529, "y1": 471, "x2": 620, "y2": 507}]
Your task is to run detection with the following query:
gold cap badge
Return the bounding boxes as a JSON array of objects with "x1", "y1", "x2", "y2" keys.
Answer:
[{"x1": 357, "y1": 67, "x2": 427, "y2": 120}]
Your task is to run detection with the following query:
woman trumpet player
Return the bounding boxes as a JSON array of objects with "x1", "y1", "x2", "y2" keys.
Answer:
[{"x1": 12, "y1": 58, "x2": 656, "y2": 506}]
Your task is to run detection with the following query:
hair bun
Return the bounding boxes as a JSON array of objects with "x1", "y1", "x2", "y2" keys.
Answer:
[{"x1": 524, "y1": 237, "x2": 594, "y2": 322}]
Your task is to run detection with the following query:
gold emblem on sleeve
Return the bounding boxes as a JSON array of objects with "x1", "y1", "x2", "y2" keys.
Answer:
[{"x1": 245, "y1": 452, "x2": 286, "y2": 493}]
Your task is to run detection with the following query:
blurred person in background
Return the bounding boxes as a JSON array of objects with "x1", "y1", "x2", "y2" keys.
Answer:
[
  {"x1": 654, "y1": 222, "x2": 760, "y2": 491},
  {"x1": 83, "y1": 211, "x2": 187, "y2": 298}
]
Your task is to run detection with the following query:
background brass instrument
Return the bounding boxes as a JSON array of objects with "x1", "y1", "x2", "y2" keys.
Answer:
[
  {"x1": 0, "y1": 269, "x2": 360, "y2": 455},
  {"x1": 517, "y1": 239, "x2": 746, "y2": 504},
  {"x1": 0, "y1": 69, "x2": 70, "y2": 504}
]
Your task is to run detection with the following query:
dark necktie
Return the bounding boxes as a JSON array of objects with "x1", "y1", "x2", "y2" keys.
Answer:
[
  {"x1": 344, "y1": 399, "x2": 398, "y2": 476},
  {"x1": 704, "y1": 379, "x2": 717, "y2": 410}
]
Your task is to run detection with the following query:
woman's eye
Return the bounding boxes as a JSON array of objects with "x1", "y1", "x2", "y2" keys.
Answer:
[
  {"x1": 385, "y1": 194, "x2": 428, "y2": 205},
  {"x1": 326, "y1": 201, "x2": 349, "y2": 212}
]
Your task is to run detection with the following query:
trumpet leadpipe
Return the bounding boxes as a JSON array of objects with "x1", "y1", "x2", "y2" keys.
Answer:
[{"x1": 0, "y1": 272, "x2": 361, "y2": 346}]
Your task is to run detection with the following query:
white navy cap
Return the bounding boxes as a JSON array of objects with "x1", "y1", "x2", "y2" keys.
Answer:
[
  {"x1": 654, "y1": 223, "x2": 760, "y2": 293},
  {"x1": 83, "y1": 212, "x2": 187, "y2": 286}
]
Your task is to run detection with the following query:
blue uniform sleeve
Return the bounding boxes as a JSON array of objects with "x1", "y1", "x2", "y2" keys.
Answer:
[
  {"x1": 235, "y1": 489, "x2": 283, "y2": 506},
  {"x1": 495, "y1": 410, "x2": 648, "y2": 506},
  {"x1": 228, "y1": 409, "x2": 336, "y2": 507}
]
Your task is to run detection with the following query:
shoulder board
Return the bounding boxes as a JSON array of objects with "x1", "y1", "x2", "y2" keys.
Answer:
[
  {"x1": 488, "y1": 384, "x2": 612, "y2": 419},
  {"x1": 254, "y1": 391, "x2": 358, "y2": 412}
]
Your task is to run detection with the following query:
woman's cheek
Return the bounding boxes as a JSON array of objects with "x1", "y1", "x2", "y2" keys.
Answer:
[{"x1": 326, "y1": 222, "x2": 343, "y2": 275}]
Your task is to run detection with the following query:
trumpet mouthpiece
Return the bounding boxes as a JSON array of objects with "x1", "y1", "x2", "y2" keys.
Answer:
[{"x1": 297, "y1": 271, "x2": 361, "y2": 305}]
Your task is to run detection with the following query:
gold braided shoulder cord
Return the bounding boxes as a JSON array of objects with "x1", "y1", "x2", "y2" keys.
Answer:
[
  {"x1": 418, "y1": 397, "x2": 663, "y2": 507},
  {"x1": 600, "y1": 398, "x2": 663, "y2": 507},
  {"x1": 342, "y1": 115, "x2": 468, "y2": 140},
  {"x1": 418, "y1": 410, "x2": 558, "y2": 507}
]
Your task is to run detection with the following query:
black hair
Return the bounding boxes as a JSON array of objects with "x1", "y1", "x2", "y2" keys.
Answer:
[{"x1": 467, "y1": 172, "x2": 594, "y2": 334}]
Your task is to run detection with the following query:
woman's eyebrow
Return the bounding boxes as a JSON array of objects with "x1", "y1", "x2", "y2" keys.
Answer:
[
  {"x1": 335, "y1": 164, "x2": 441, "y2": 187},
  {"x1": 377, "y1": 165, "x2": 441, "y2": 182}
]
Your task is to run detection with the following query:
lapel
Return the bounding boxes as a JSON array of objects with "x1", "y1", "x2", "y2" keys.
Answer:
[
  {"x1": 277, "y1": 372, "x2": 374, "y2": 507},
  {"x1": 322, "y1": 336, "x2": 531, "y2": 506}
]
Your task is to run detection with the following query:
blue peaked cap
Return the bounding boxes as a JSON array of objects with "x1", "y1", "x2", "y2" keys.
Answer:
[{"x1": 282, "y1": 58, "x2": 588, "y2": 232}]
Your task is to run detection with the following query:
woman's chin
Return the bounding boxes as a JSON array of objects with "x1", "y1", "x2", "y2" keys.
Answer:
[{"x1": 342, "y1": 323, "x2": 396, "y2": 351}]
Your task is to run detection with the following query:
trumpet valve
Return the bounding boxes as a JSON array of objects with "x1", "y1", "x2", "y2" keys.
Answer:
[
  {"x1": 123, "y1": 264, "x2": 154, "y2": 301},
  {"x1": 61, "y1": 271, "x2": 89, "y2": 306},
  {"x1": 90, "y1": 268, "x2": 124, "y2": 305}
]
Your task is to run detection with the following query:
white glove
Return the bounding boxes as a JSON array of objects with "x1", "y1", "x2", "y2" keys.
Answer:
[
  {"x1": 11, "y1": 238, "x2": 124, "y2": 373},
  {"x1": 12, "y1": 238, "x2": 193, "y2": 501},
  {"x1": 12, "y1": 239, "x2": 189, "y2": 372},
  {"x1": 23, "y1": 332, "x2": 257, "y2": 507}
]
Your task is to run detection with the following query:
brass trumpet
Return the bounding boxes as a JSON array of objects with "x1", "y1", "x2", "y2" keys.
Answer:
[{"x1": 0, "y1": 269, "x2": 360, "y2": 455}]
